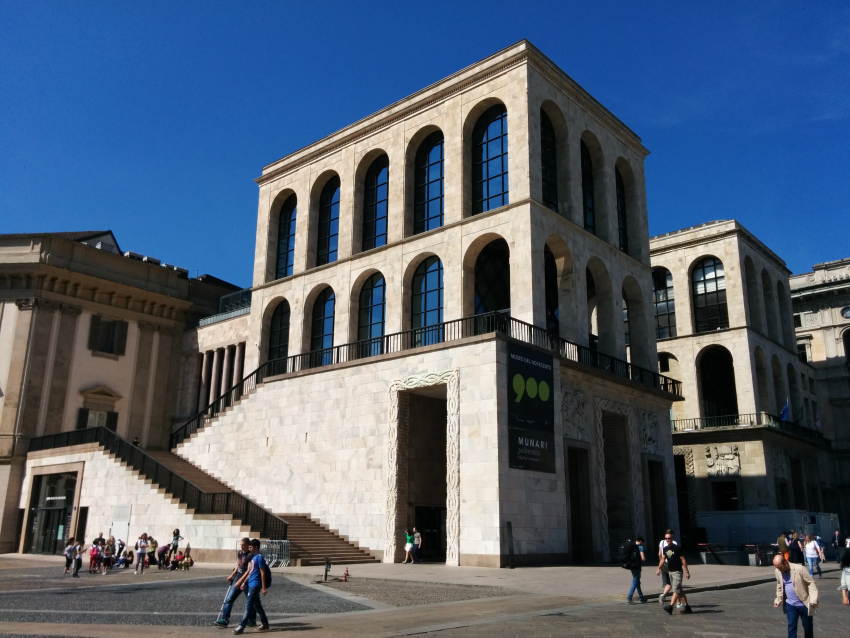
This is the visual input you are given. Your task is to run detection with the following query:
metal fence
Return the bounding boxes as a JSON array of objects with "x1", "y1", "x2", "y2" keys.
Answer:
[{"x1": 260, "y1": 540, "x2": 290, "y2": 567}]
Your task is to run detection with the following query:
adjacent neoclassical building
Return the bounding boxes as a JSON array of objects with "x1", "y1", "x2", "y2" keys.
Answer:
[
  {"x1": 15, "y1": 41, "x2": 681, "y2": 566},
  {"x1": 649, "y1": 221, "x2": 839, "y2": 544},
  {"x1": 790, "y1": 258, "x2": 850, "y2": 529}
]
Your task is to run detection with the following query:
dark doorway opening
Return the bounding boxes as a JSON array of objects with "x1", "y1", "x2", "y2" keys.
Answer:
[
  {"x1": 406, "y1": 389, "x2": 447, "y2": 563},
  {"x1": 602, "y1": 411, "x2": 633, "y2": 557},
  {"x1": 646, "y1": 459, "x2": 667, "y2": 547},
  {"x1": 711, "y1": 480, "x2": 739, "y2": 510},
  {"x1": 673, "y1": 455, "x2": 693, "y2": 545},
  {"x1": 566, "y1": 445, "x2": 592, "y2": 562},
  {"x1": 25, "y1": 472, "x2": 77, "y2": 554},
  {"x1": 698, "y1": 346, "x2": 738, "y2": 419}
]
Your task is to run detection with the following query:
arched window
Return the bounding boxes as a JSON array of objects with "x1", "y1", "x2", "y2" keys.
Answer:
[
  {"x1": 268, "y1": 300, "x2": 290, "y2": 362},
  {"x1": 544, "y1": 246, "x2": 559, "y2": 336},
  {"x1": 362, "y1": 156, "x2": 389, "y2": 250},
  {"x1": 309, "y1": 288, "x2": 335, "y2": 366},
  {"x1": 471, "y1": 104, "x2": 509, "y2": 214},
  {"x1": 358, "y1": 273, "x2": 386, "y2": 357},
  {"x1": 540, "y1": 109, "x2": 558, "y2": 211},
  {"x1": 615, "y1": 167, "x2": 628, "y2": 253},
  {"x1": 316, "y1": 177, "x2": 340, "y2": 266},
  {"x1": 275, "y1": 196, "x2": 297, "y2": 279},
  {"x1": 692, "y1": 257, "x2": 729, "y2": 333},
  {"x1": 652, "y1": 268, "x2": 676, "y2": 339},
  {"x1": 414, "y1": 132, "x2": 444, "y2": 234},
  {"x1": 698, "y1": 345, "x2": 738, "y2": 419},
  {"x1": 411, "y1": 257, "x2": 443, "y2": 346},
  {"x1": 474, "y1": 239, "x2": 510, "y2": 314},
  {"x1": 581, "y1": 140, "x2": 595, "y2": 233}
]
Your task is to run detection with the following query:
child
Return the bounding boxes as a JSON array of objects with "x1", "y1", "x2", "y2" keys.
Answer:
[
  {"x1": 88, "y1": 542, "x2": 101, "y2": 574},
  {"x1": 63, "y1": 537, "x2": 76, "y2": 575}
]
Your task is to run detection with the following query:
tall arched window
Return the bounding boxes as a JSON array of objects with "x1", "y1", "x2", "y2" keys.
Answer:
[
  {"x1": 615, "y1": 167, "x2": 628, "y2": 253},
  {"x1": 362, "y1": 156, "x2": 389, "y2": 250},
  {"x1": 698, "y1": 345, "x2": 738, "y2": 419},
  {"x1": 411, "y1": 256, "x2": 443, "y2": 346},
  {"x1": 652, "y1": 267, "x2": 676, "y2": 339},
  {"x1": 474, "y1": 239, "x2": 510, "y2": 314},
  {"x1": 540, "y1": 109, "x2": 558, "y2": 211},
  {"x1": 309, "y1": 287, "x2": 335, "y2": 366},
  {"x1": 316, "y1": 177, "x2": 340, "y2": 266},
  {"x1": 358, "y1": 273, "x2": 386, "y2": 357},
  {"x1": 275, "y1": 196, "x2": 297, "y2": 279},
  {"x1": 268, "y1": 300, "x2": 290, "y2": 362},
  {"x1": 692, "y1": 257, "x2": 729, "y2": 333},
  {"x1": 414, "y1": 132, "x2": 444, "y2": 234},
  {"x1": 471, "y1": 104, "x2": 509, "y2": 214},
  {"x1": 581, "y1": 140, "x2": 595, "y2": 233}
]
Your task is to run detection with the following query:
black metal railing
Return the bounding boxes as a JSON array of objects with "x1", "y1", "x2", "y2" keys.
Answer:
[
  {"x1": 671, "y1": 412, "x2": 830, "y2": 445},
  {"x1": 29, "y1": 427, "x2": 288, "y2": 540},
  {"x1": 172, "y1": 311, "x2": 681, "y2": 449}
]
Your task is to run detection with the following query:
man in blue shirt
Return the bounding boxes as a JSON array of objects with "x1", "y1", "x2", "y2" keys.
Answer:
[
  {"x1": 233, "y1": 539, "x2": 269, "y2": 635},
  {"x1": 215, "y1": 537, "x2": 251, "y2": 629}
]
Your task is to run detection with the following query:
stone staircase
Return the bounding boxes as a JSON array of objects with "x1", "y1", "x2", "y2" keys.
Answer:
[
  {"x1": 278, "y1": 513, "x2": 379, "y2": 566},
  {"x1": 146, "y1": 450, "x2": 234, "y2": 494}
]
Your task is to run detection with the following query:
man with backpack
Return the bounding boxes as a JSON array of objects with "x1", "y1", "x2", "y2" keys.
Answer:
[
  {"x1": 232, "y1": 539, "x2": 270, "y2": 634},
  {"x1": 214, "y1": 538, "x2": 252, "y2": 629},
  {"x1": 621, "y1": 536, "x2": 647, "y2": 604}
]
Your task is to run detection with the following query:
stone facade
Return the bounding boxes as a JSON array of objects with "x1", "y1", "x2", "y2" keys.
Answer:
[
  {"x1": 172, "y1": 40, "x2": 679, "y2": 565},
  {"x1": 790, "y1": 257, "x2": 850, "y2": 528},
  {"x1": 0, "y1": 231, "x2": 235, "y2": 553},
  {"x1": 650, "y1": 221, "x2": 840, "y2": 540}
]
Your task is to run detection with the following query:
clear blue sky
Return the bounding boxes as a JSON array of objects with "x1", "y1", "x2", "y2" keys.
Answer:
[{"x1": 2, "y1": 1, "x2": 848, "y2": 287}]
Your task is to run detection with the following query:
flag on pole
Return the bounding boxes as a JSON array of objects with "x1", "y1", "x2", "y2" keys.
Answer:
[{"x1": 779, "y1": 398, "x2": 791, "y2": 422}]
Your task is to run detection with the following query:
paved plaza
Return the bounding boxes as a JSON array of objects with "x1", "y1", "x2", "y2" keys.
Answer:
[{"x1": 0, "y1": 555, "x2": 845, "y2": 636}]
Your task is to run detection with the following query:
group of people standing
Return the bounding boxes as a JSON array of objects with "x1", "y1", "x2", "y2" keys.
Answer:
[{"x1": 62, "y1": 528, "x2": 191, "y2": 577}]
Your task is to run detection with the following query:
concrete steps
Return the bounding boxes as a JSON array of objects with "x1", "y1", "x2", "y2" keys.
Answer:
[{"x1": 277, "y1": 513, "x2": 379, "y2": 566}]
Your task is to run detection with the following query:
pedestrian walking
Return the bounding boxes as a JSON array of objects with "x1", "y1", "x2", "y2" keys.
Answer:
[
  {"x1": 413, "y1": 527, "x2": 423, "y2": 563},
  {"x1": 63, "y1": 537, "x2": 76, "y2": 575},
  {"x1": 402, "y1": 528, "x2": 414, "y2": 564},
  {"x1": 788, "y1": 531, "x2": 805, "y2": 565},
  {"x1": 839, "y1": 547, "x2": 850, "y2": 606},
  {"x1": 832, "y1": 529, "x2": 842, "y2": 562},
  {"x1": 657, "y1": 529, "x2": 678, "y2": 607},
  {"x1": 657, "y1": 537, "x2": 692, "y2": 614},
  {"x1": 772, "y1": 553, "x2": 818, "y2": 638},
  {"x1": 232, "y1": 539, "x2": 270, "y2": 635},
  {"x1": 134, "y1": 533, "x2": 149, "y2": 575},
  {"x1": 803, "y1": 534, "x2": 824, "y2": 578},
  {"x1": 623, "y1": 536, "x2": 647, "y2": 604},
  {"x1": 71, "y1": 538, "x2": 84, "y2": 577}
]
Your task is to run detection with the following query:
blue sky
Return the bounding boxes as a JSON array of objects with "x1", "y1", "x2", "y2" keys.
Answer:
[{"x1": 2, "y1": 1, "x2": 848, "y2": 287}]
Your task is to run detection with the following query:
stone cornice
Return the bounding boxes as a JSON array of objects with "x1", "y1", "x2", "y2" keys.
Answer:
[
  {"x1": 0, "y1": 264, "x2": 192, "y2": 326},
  {"x1": 256, "y1": 46, "x2": 530, "y2": 186}
]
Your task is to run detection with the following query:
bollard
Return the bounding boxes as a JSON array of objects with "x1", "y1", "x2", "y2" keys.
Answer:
[{"x1": 323, "y1": 558, "x2": 331, "y2": 582}]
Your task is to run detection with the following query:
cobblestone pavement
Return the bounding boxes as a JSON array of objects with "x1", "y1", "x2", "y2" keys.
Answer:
[
  {"x1": 316, "y1": 576, "x2": 513, "y2": 607},
  {"x1": 0, "y1": 564, "x2": 368, "y2": 626},
  {"x1": 415, "y1": 573, "x2": 849, "y2": 637}
]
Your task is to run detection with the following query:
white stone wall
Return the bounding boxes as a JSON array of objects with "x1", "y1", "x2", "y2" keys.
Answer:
[
  {"x1": 22, "y1": 447, "x2": 250, "y2": 551},
  {"x1": 176, "y1": 340, "x2": 501, "y2": 561}
]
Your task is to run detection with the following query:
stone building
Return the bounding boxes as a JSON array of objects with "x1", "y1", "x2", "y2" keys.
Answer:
[
  {"x1": 649, "y1": 220, "x2": 839, "y2": 545},
  {"x1": 790, "y1": 258, "x2": 850, "y2": 529},
  {"x1": 0, "y1": 231, "x2": 236, "y2": 553},
  {"x1": 15, "y1": 41, "x2": 681, "y2": 566}
]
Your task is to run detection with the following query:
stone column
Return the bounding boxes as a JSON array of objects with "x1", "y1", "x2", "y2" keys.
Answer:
[
  {"x1": 233, "y1": 342, "x2": 245, "y2": 399},
  {"x1": 208, "y1": 348, "x2": 222, "y2": 407},
  {"x1": 198, "y1": 350, "x2": 212, "y2": 411},
  {"x1": 221, "y1": 345, "x2": 234, "y2": 406}
]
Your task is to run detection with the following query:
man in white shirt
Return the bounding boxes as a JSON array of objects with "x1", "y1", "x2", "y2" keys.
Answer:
[{"x1": 657, "y1": 529, "x2": 679, "y2": 607}]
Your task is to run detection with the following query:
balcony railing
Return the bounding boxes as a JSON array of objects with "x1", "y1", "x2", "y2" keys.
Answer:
[
  {"x1": 671, "y1": 412, "x2": 830, "y2": 445},
  {"x1": 171, "y1": 311, "x2": 682, "y2": 448},
  {"x1": 28, "y1": 427, "x2": 288, "y2": 539}
]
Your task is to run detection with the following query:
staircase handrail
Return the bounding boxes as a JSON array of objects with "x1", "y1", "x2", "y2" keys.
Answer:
[
  {"x1": 173, "y1": 311, "x2": 681, "y2": 449},
  {"x1": 28, "y1": 427, "x2": 288, "y2": 539}
]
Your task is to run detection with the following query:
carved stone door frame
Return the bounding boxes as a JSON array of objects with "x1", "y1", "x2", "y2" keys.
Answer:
[{"x1": 385, "y1": 370, "x2": 460, "y2": 565}]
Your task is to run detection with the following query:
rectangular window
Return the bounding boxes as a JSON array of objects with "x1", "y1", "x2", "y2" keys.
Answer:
[
  {"x1": 796, "y1": 342, "x2": 810, "y2": 363},
  {"x1": 793, "y1": 313, "x2": 802, "y2": 328},
  {"x1": 76, "y1": 408, "x2": 118, "y2": 431},
  {"x1": 88, "y1": 316, "x2": 128, "y2": 355}
]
